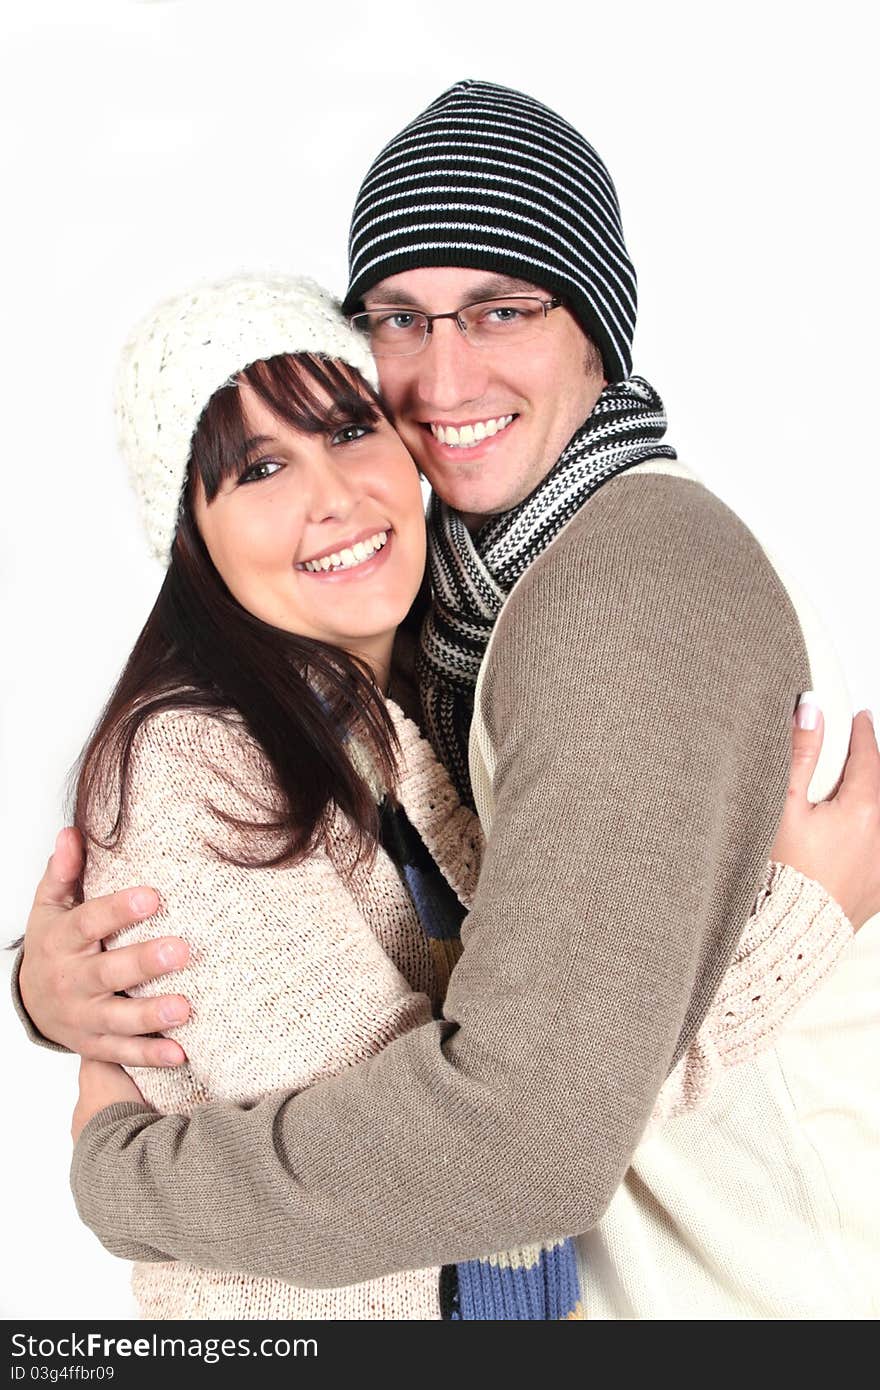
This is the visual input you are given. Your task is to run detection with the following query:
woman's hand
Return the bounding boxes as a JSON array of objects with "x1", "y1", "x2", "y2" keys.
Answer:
[
  {"x1": 72, "y1": 1059, "x2": 148, "y2": 1144},
  {"x1": 772, "y1": 700, "x2": 880, "y2": 929}
]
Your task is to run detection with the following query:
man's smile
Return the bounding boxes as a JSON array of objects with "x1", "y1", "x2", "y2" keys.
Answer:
[{"x1": 425, "y1": 414, "x2": 516, "y2": 448}]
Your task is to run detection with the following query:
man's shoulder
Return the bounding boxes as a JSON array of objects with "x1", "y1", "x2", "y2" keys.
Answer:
[
  {"x1": 549, "y1": 468, "x2": 763, "y2": 562},
  {"x1": 507, "y1": 469, "x2": 780, "y2": 616},
  {"x1": 480, "y1": 467, "x2": 807, "y2": 698}
]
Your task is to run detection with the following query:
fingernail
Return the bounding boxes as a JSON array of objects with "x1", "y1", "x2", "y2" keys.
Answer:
[
  {"x1": 130, "y1": 890, "x2": 157, "y2": 916},
  {"x1": 795, "y1": 691, "x2": 820, "y2": 730},
  {"x1": 865, "y1": 709, "x2": 874, "y2": 725},
  {"x1": 159, "y1": 1001, "x2": 187, "y2": 1026},
  {"x1": 157, "y1": 941, "x2": 182, "y2": 968}
]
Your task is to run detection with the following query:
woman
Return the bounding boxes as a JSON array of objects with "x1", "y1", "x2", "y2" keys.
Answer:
[{"x1": 68, "y1": 273, "x2": 871, "y2": 1319}]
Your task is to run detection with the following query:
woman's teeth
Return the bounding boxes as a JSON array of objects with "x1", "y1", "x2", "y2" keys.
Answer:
[
  {"x1": 299, "y1": 531, "x2": 388, "y2": 573},
  {"x1": 429, "y1": 415, "x2": 514, "y2": 448}
]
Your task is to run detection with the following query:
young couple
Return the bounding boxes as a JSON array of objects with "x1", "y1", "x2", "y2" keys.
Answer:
[{"x1": 15, "y1": 81, "x2": 880, "y2": 1319}]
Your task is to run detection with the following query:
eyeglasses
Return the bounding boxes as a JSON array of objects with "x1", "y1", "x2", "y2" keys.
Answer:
[{"x1": 350, "y1": 295, "x2": 563, "y2": 357}]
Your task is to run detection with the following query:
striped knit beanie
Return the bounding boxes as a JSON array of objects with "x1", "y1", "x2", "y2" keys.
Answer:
[{"x1": 343, "y1": 79, "x2": 636, "y2": 382}]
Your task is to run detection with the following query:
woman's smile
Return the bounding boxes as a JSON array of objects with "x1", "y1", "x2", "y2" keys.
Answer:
[
  {"x1": 194, "y1": 375, "x2": 426, "y2": 683},
  {"x1": 296, "y1": 527, "x2": 392, "y2": 577}
]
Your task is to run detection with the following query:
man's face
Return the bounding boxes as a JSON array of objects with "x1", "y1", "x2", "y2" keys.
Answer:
[{"x1": 364, "y1": 267, "x2": 606, "y2": 527}]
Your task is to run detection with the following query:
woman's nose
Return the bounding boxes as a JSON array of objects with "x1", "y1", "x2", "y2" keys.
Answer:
[{"x1": 302, "y1": 449, "x2": 359, "y2": 524}]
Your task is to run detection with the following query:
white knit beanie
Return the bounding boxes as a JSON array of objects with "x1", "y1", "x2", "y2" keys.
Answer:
[{"x1": 115, "y1": 273, "x2": 380, "y2": 564}]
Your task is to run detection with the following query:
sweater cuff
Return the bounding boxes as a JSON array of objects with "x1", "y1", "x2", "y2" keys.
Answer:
[
  {"x1": 711, "y1": 862, "x2": 852, "y2": 1065},
  {"x1": 650, "y1": 864, "x2": 852, "y2": 1130},
  {"x1": 387, "y1": 701, "x2": 483, "y2": 904},
  {"x1": 9, "y1": 945, "x2": 71, "y2": 1054}
]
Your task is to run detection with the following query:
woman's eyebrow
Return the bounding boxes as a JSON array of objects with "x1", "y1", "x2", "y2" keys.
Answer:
[{"x1": 234, "y1": 434, "x2": 276, "y2": 461}]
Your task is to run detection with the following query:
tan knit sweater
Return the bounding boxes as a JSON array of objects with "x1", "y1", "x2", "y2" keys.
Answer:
[{"x1": 78, "y1": 696, "x2": 850, "y2": 1320}]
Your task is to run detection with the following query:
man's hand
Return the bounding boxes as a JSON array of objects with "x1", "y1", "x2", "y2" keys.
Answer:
[
  {"x1": 772, "y1": 703, "x2": 880, "y2": 929},
  {"x1": 20, "y1": 827, "x2": 191, "y2": 1065},
  {"x1": 72, "y1": 1059, "x2": 148, "y2": 1144}
]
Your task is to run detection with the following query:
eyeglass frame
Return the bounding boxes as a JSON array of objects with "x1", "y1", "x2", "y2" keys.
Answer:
[{"x1": 349, "y1": 294, "x2": 564, "y2": 357}]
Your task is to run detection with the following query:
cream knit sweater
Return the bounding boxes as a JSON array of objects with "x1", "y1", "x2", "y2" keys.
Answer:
[{"x1": 79, "y1": 696, "x2": 851, "y2": 1320}]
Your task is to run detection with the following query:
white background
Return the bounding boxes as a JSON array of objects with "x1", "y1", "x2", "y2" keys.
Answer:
[{"x1": 1, "y1": 0, "x2": 877, "y2": 1320}]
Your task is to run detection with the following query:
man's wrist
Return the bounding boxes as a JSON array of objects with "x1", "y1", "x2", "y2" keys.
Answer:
[{"x1": 10, "y1": 944, "x2": 71, "y2": 1053}]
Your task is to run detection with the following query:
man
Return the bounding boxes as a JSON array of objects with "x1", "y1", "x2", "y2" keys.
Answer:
[{"x1": 15, "y1": 80, "x2": 880, "y2": 1316}]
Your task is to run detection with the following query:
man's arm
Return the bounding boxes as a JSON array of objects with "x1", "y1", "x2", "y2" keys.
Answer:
[{"x1": 72, "y1": 476, "x2": 814, "y2": 1287}]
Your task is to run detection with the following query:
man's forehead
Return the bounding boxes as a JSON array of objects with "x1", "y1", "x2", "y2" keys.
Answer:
[{"x1": 363, "y1": 269, "x2": 549, "y2": 307}]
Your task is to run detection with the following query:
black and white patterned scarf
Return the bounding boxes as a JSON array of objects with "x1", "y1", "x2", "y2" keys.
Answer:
[{"x1": 418, "y1": 377, "x2": 677, "y2": 805}]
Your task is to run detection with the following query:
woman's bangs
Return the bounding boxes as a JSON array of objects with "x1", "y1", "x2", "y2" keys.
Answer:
[
  {"x1": 190, "y1": 353, "x2": 385, "y2": 502},
  {"x1": 244, "y1": 354, "x2": 383, "y2": 435}
]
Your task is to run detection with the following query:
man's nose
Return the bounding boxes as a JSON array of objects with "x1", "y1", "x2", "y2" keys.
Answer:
[{"x1": 413, "y1": 320, "x2": 489, "y2": 411}]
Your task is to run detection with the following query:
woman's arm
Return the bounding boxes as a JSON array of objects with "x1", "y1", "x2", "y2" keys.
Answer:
[
  {"x1": 73, "y1": 1061, "x2": 146, "y2": 1143},
  {"x1": 387, "y1": 698, "x2": 484, "y2": 909},
  {"x1": 651, "y1": 703, "x2": 862, "y2": 1124}
]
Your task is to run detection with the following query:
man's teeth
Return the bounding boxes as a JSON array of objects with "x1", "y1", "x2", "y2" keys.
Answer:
[
  {"x1": 300, "y1": 531, "x2": 388, "y2": 573},
  {"x1": 430, "y1": 415, "x2": 514, "y2": 448}
]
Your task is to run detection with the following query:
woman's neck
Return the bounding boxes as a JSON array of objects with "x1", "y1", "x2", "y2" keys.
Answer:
[{"x1": 346, "y1": 631, "x2": 395, "y2": 695}]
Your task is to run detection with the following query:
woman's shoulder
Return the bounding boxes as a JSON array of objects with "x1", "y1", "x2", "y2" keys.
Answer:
[
  {"x1": 90, "y1": 704, "x2": 280, "y2": 844},
  {"x1": 130, "y1": 705, "x2": 266, "y2": 775}
]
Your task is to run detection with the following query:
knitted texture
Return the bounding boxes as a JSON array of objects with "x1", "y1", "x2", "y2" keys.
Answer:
[
  {"x1": 377, "y1": 799, "x2": 582, "y2": 1319},
  {"x1": 72, "y1": 695, "x2": 852, "y2": 1316},
  {"x1": 651, "y1": 863, "x2": 852, "y2": 1130},
  {"x1": 115, "y1": 274, "x2": 379, "y2": 564},
  {"x1": 342, "y1": 78, "x2": 637, "y2": 382},
  {"x1": 85, "y1": 703, "x2": 465, "y2": 1320},
  {"x1": 419, "y1": 377, "x2": 676, "y2": 804}
]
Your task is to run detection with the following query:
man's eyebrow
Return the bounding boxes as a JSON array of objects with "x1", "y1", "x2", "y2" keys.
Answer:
[{"x1": 364, "y1": 275, "x2": 544, "y2": 307}]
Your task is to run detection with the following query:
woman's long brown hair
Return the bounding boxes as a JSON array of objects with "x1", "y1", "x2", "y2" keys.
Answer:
[{"x1": 73, "y1": 354, "x2": 408, "y2": 875}]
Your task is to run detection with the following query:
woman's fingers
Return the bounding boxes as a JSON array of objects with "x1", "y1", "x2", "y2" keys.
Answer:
[
  {"x1": 787, "y1": 694, "x2": 825, "y2": 801},
  {"x1": 837, "y1": 710, "x2": 880, "y2": 806}
]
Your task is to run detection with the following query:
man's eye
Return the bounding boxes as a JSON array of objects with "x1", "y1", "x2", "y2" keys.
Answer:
[
  {"x1": 238, "y1": 459, "x2": 282, "y2": 485},
  {"x1": 379, "y1": 312, "x2": 418, "y2": 330},
  {"x1": 484, "y1": 305, "x2": 524, "y2": 323},
  {"x1": 331, "y1": 424, "x2": 371, "y2": 445}
]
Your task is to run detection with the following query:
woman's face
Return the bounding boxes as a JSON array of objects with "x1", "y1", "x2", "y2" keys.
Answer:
[{"x1": 194, "y1": 378, "x2": 426, "y2": 674}]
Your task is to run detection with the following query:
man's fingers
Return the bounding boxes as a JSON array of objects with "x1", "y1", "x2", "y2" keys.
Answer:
[
  {"x1": 92, "y1": 936, "x2": 190, "y2": 993},
  {"x1": 67, "y1": 886, "x2": 163, "y2": 946},
  {"x1": 32, "y1": 827, "x2": 86, "y2": 910},
  {"x1": 86, "y1": 1034, "x2": 188, "y2": 1068},
  {"x1": 837, "y1": 710, "x2": 880, "y2": 804},
  {"x1": 787, "y1": 695, "x2": 825, "y2": 800},
  {"x1": 97, "y1": 991, "x2": 191, "y2": 1038}
]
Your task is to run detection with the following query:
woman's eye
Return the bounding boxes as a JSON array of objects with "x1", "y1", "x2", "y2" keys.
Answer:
[
  {"x1": 239, "y1": 459, "x2": 282, "y2": 485},
  {"x1": 331, "y1": 424, "x2": 370, "y2": 445}
]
